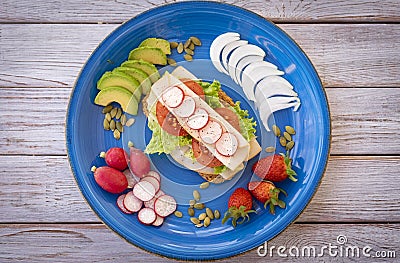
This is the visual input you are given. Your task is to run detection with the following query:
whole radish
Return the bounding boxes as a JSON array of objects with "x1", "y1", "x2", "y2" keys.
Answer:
[
  {"x1": 104, "y1": 147, "x2": 128, "y2": 171},
  {"x1": 93, "y1": 166, "x2": 128, "y2": 194},
  {"x1": 129, "y1": 147, "x2": 150, "y2": 178}
]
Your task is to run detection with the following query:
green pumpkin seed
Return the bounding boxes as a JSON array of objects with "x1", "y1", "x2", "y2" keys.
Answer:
[
  {"x1": 184, "y1": 48, "x2": 194, "y2": 56},
  {"x1": 206, "y1": 208, "x2": 214, "y2": 219},
  {"x1": 177, "y1": 42, "x2": 184, "y2": 53},
  {"x1": 198, "y1": 213, "x2": 207, "y2": 221},
  {"x1": 279, "y1": 136, "x2": 287, "y2": 147},
  {"x1": 115, "y1": 108, "x2": 122, "y2": 119},
  {"x1": 174, "y1": 211, "x2": 183, "y2": 218},
  {"x1": 272, "y1": 125, "x2": 281, "y2": 137},
  {"x1": 113, "y1": 129, "x2": 120, "y2": 140},
  {"x1": 110, "y1": 107, "x2": 117, "y2": 118},
  {"x1": 204, "y1": 217, "x2": 211, "y2": 227},
  {"x1": 194, "y1": 203, "x2": 205, "y2": 210},
  {"x1": 195, "y1": 223, "x2": 203, "y2": 228},
  {"x1": 103, "y1": 118, "x2": 110, "y2": 130},
  {"x1": 193, "y1": 190, "x2": 201, "y2": 201},
  {"x1": 184, "y1": 54, "x2": 193, "y2": 61},
  {"x1": 105, "y1": 113, "x2": 112, "y2": 122},
  {"x1": 90, "y1": 166, "x2": 97, "y2": 172},
  {"x1": 116, "y1": 121, "x2": 123, "y2": 133},
  {"x1": 214, "y1": 209, "x2": 220, "y2": 219},
  {"x1": 184, "y1": 39, "x2": 191, "y2": 49},
  {"x1": 128, "y1": 141, "x2": 134, "y2": 147},
  {"x1": 265, "y1": 146, "x2": 275, "y2": 153},
  {"x1": 189, "y1": 199, "x2": 196, "y2": 207},
  {"x1": 283, "y1": 131, "x2": 292, "y2": 141},
  {"x1": 102, "y1": 105, "x2": 113, "y2": 114},
  {"x1": 285, "y1": 125, "x2": 296, "y2": 135},
  {"x1": 188, "y1": 42, "x2": 195, "y2": 50},
  {"x1": 199, "y1": 182, "x2": 209, "y2": 189},
  {"x1": 170, "y1": 41, "x2": 178, "y2": 49},
  {"x1": 110, "y1": 119, "x2": 116, "y2": 131},
  {"x1": 120, "y1": 114, "x2": 127, "y2": 126},
  {"x1": 125, "y1": 118, "x2": 135, "y2": 127},
  {"x1": 188, "y1": 207, "x2": 195, "y2": 217},
  {"x1": 190, "y1": 217, "x2": 200, "y2": 225},
  {"x1": 99, "y1": 151, "x2": 106, "y2": 158},
  {"x1": 167, "y1": 58, "x2": 177, "y2": 66},
  {"x1": 286, "y1": 140, "x2": 295, "y2": 150},
  {"x1": 190, "y1": 36, "x2": 202, "y2": 46}
]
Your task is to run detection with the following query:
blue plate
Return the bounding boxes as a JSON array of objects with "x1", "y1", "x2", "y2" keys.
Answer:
[{"x1": 66, "y1": 1, "x2": 330, "y2": 260}]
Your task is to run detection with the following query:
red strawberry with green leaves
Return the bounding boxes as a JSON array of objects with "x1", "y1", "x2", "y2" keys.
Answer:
[
  {"x1": 222, "y1": 188, "x2": 256, "y2": 227},
  {"x1": 252, "y1": 153, "x2": 297, "y2": 182},
  {"x1": 248, "y1": 181, "x2": 287, "y2": 215}
]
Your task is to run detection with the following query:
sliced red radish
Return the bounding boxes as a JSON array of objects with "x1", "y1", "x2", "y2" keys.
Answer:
[
  {"x1": 199, "y1": 120, "x2": 223, "y2": 144},
  {"x1": 137, "y1": 208, "x2": 157, "y2": 225},
  {"x1": 144, "y1": 190, "x2": 165, "y2": 209},
  {"x1": 186, "y1": 108, "x2": 209, "y2": 130},
  {"x1": 140, "y1": 176, "x2": 160, "y2": 193},
  {"x1": 133, "y1": 181, "x2": 156, "y2": 202},
  {"x1": 146, "y1": 170, "x2": 161, "y2": 181},
  {"x1": 154, "y1": 195, "x2": 177, "y2": 217},
  {"x1": 152, "y1": 215, "x2": 164, "y2": 227},
  {"x1": 173, "y1": 95, "x2": 195, "y2": 118},
  {"x1": 123, "y1": 169, "x2": 140, "y2": 188},
  {"x1": 117, "y1": 194, "x2": 133, "y2": 214},
  {"x1": 216, "y1": 132, "x2": 238, "y2": 157},
  {"x1": 162, "y1": 86, "x2": 184, "y2": 108},
  {"x1": 123, "y1": 191, "x2": 143, "y2": 213}
]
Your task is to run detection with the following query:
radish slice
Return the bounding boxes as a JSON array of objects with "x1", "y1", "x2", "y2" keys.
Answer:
[
  {"x1": 138, "y1": 208, "x2": 157, "y2": 225},
  {"x1": 210, "y1": 32, "x2": 240, "y2": 74},
  {"x1": 186, "y1": 108, "x2": 209, "y2": 130},
  {"x1": 123, "y1": 191, "x2": 143, "y2": 213},
  {"x1": 216, "y1": 132, "x2": 238, "y2": 157},
  {"x1": 152, "y1": 215, "x2": 164, "y2": 227},
  {"x1": 227, "y1": 44, "x2": 266, "y2": 82},
  {"x1": 140, "y1": 176, "x2": 160, "y2": 193},
  {"x1": 199, "y1": 120, "x2": 223, "y2": 144},
  {"x1": 146, "y1": 170, "x2": 161, "y2": 182},
  {"x1": 117, "y1": 194, "x2": 133, "y2": 214},
  {"x1": 144, "y1": 190, "x2": 165, "y2": 209},
  {"x1": 154, "y1": 195, "x2": 177, "y2": 217},
  {"x1": 221, "y1": 40, "x2": 248, "y2": 73},
  {"x1": 133, "y1": 181, "x2": 156, "y2": 202},
  {"x1": 173, "y1": 96, "x2": 196, "y2": 118},
  {"x1": 233, "y1": 55, "x2": 264, "y2": 84},
  {"x1": 162, "y1": 86, "x2": 184, "y2": 108},
  {"x1": 123, "y1": 169, "x2": 140, "y2": 188}
]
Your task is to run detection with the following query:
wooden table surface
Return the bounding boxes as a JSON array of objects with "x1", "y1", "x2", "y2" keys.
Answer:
[{"x1": 1, "y1": 1, "x2": 399, "y2": 262}]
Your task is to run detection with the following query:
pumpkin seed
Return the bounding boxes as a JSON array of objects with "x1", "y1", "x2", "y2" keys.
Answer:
[
  {"x1": 167, "y1": 58, "x2": 177, "y2": 66},
  {"x1": 116, "y1": 121, "x2": 123, "y2": 133},
  {"x1": 177, "y1": 42, "x2": 184, "y2": 53},
  {"x1": 184, "y1": 54, "x2": 193, "y2": 61},
  {"x1": 110, "y1": 119, "x2": 116, "y2": 131},
  {"x1": 198, "y1": 213, "x2": 207, "y2": 221},
  {"x1": 103, "y1": 118, "x2": 110, "y2": 130},
  {"x1": 283, "y1": 131, "x2": 292, "y2": 141},
  {"x1": 188, "y1": 42, "x2": 195, "y2": 50},
  {"x1": 184, "y1": 38, "x2": 191, "y2": 49},
  {"x1": 125, "y1": 118, "x2": 135, "y2": 127},
  {"x1": 110, "y1": 107, "x2": 117, "y2": 118},
  {"x1": 102, "y1": 105, "x2": 113, "y2": 114},
  {"x1": 195, "y1": 223, "x2": 203, "y2": 228},
  {"x1": 206, "y1": 208, "x2": 214, "y2": 219},
  {"x1": 190, "y1": 217, "x2": 200, "y2": 225},
  {"x1": 214, "y1": 209, "x2": 220, "y2": 219},
  {"x1": 115, "y1": 108, "x2": 122, "y2": 119},
  {"x1": 99, "y1": 151, "x2": 106, "y2": 158},
  {"x1": 174, "y1": 211, "x2": 183, "y2": 218},
  {"x1": 193, "y1": 190, "x2": 201, "y2": 201},
  {"x1": 190, "y1": 36, "x2": 202, "y2": 46},
  {"x1": 204, "y1": 217, "x2": 211, "y2": 227},
  {"x1": 272, "y1": 125, "x2": 280, "y2": 137},
  {"x1": 189, "y1": 199, "x2": 196, "y2": 207},
  {"x1": 265, "y1": 146, "x2": 275, "y2": 153},
  {"x1": 199, "y1": 182, "x2": 209, "y2": 189},
  {"x1": 188, "y1": 207, "x2": 195, "y2": 216},
  {"x1": 105, "y1": 113, "x2": 112, "y2": 122},
  {"x1": 194, "y1": 203, "x2": 205, "y2": 210},
  {"x1": 113, "y1": 129, "x2": 120, "y2": 140},
  {"x1": 120, "y1": 114, "x2": 127, "y2": 125},
  {"x1": 90, "y1": 166, "x2": 97, "y2": 172},
  {"x1": 184, "y1": 48, "x2": 194, "y2": 56},
  {"x1": 170, "y1": 41, "x2": 178, "y2": 49},
  {"x1": 128, "y1": 141, "x2": 134, "y2": 147},
  {"x1": 285, "y1": 125, "x2": 296, "y2": 135},
  {"x1": 286, "y1": 141, "x2": 295, "y2": 150},
  {"x1": 279, "y1": 136, "x2": 287, "y2": 147}
]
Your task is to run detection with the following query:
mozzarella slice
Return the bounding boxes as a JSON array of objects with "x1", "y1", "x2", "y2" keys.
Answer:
[
  {"x1": 210, "y1": 32, "x2": 240, "y2": 74},
  {"x1": 254, "y1": 76, "x2": 297, "y2": 109},
  {"x1": 233, "y1": 55, "x2": 264, "y2": 84},
  {"x1": 259, "y1": 97, "x2": 301, "y2": 131},
  {"x1": 221, "y1": 40, "x2": 248, "y2": 74}
]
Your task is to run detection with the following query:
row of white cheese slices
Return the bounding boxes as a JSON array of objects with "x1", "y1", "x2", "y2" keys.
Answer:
[{"x1": 210, "y1": 32, "x2": 301, "y2": 131}]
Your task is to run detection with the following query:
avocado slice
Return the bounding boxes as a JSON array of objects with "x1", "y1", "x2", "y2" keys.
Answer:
[
  {"x1": 128, "y1": 47, "x2": 167, "y2": 65},
  {"x1": 121, "y1": 59, "x2": 160, "y2": 83},
  {"x1": 113, "y1": 66, "x2": 152, "y2": 95},
  {"x1": 139, "y1": 38, "x2": 171, "y2": 55},
  {"x1": 94, "y1": 86, "x2": 139, "y2": 115},
  {"x1": 97, "y1": 71, "x2": 141, "y2": 101}
]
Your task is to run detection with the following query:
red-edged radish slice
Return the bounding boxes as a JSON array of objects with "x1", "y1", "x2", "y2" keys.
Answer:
[
  {"x1": 186, "y1": 108, "x2": 209, "y2": 130},
  {"x1": 144, "y1": 190, "x2": 165, "y2": 209},
  {"x1": 173, "y1": 95, "x2": 196, "y2": 118},
  {"x1": 133, "y1": 181, "x2": 156, "y2": 202},
  {"x1": 162, "y1": 86, "x2": 184, "y2": 108},
  {"x1": 138, "y1": 208, "x2": 157, "y2": 225},
  {"x1": 140, "y1": 176, "x2": 160, "y2": 193},
  {"x1": 123, "y1": 169, "x2": 140, "y2": 188},
  {"x1": 233, "y1": 55, "x2": 263, "y2": 84},
  {"x1": 221, "y1": 40, "x2": 248, "y2": 73},
  {"x1": 152, "y1": 215, "x2": 164, "y2": 227},
  {"x1": 146, "y1": 170, "x2": 161, "y2": 182},
  {"x1": 199, "y1": 120, "x2": 223, "y2": 144},
  {"x1": 216, "y1": 132, "x2": 239, "y2": 157},
  {"x1": 117, "y1": 194, "x2": 133, "y2": 214},
  {"x1": 154, "y1": 195, "x2": 177, "y2": 217},
  {"x1": 210, "y1": 32, "x2": 240, "y2": 74},
  {"x1": 123, "y1": 191, "x2": 143, "y2": 213}
]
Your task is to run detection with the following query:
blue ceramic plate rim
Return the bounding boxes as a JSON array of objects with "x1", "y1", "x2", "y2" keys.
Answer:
[{"x1": 66, "y1": 1, "x2": 331, "y2": 260}]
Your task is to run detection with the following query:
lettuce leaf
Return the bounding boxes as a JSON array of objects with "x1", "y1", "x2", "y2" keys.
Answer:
[
  {"x1": 232, "y1": 101, "x2": 257, "y2": 141},
  {"x1": 197, "y1": 80, "x2": 221, "y2": 108},
  {"x1": 214, "y1": 165, "x2": 227, "y2": 174}
]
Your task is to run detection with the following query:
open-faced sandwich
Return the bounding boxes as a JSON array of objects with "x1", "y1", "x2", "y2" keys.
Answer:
[{"x1": 143, "y1": 66, "x2": 261, "y2": 184}]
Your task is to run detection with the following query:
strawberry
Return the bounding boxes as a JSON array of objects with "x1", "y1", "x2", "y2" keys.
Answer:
[
  {"x1": 248, "y1": 181, "x2": 287, "y2": 215},
  {"x1": 252, "y1": 153, "x2": 297, "y2": 182},
  {"x1": 222, "y1": 188, "x2": 256, "y2": 227}
]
